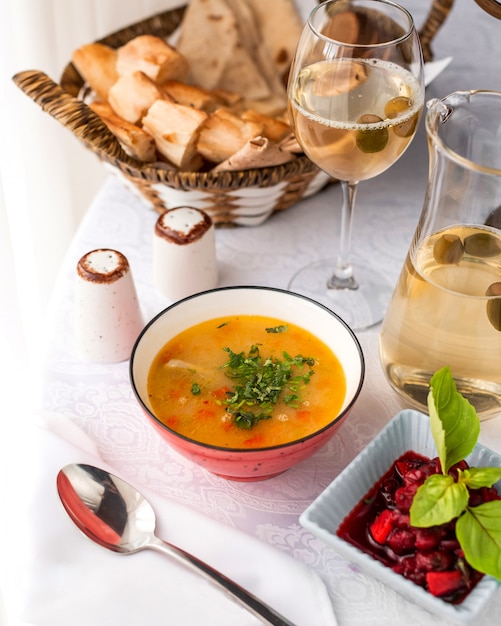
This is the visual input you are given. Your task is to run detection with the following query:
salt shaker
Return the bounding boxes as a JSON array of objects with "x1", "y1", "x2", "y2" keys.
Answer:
[
  {"x1": 153, "y1": 207, "x2": 218, "y2": 301},
  {"x1": 75, "y1": 249, "x2": 144, "y2": 363}
]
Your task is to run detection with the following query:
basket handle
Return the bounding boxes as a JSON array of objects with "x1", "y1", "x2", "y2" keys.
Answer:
[
  {"x1": 418, "y1": 0, "x2": 455, "y2": 63},
  {"x1": 12, "y1": 69, "x2": 140, "y2": 168}
]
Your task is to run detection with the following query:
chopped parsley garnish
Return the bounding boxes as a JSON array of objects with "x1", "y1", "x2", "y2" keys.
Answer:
[
  {"x1": 191, "y1": 382, "x2": 201, "y2": 395},
  {"x1": 218, "y1": 344, "x2": 315, "y2": 429},
  {"x1": 265, "y1": 325, "x2": 288, "y2": 334}
]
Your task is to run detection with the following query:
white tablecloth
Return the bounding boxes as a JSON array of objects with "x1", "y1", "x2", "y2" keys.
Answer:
[{"x1": 5, "y1": 2, "x2": 501, "y2": 625}]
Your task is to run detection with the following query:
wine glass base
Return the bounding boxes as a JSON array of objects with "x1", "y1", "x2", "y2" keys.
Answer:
[{"x1": 287, "y1": 257, "x2": 394, "y2": 332}]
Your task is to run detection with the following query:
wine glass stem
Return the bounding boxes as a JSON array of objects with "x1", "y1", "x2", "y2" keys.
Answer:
[{"x1": 327, "y1": 180, "x2": 359, "y2": 291}]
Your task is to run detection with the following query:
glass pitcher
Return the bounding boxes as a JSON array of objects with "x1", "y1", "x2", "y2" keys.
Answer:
[{"x1": 379, "y1": 90, "x2": 501, "y2": 420}]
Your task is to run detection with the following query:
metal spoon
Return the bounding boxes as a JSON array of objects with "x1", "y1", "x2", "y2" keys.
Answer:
[{"x1": 57, "y1": 463, "x2": 295, "y2": 626}]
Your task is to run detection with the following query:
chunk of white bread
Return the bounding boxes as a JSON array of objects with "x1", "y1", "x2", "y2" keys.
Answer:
[
  {"x1": 142, "y1": 99, "x2": 208, "y2": 170},
  {"x1": 89, "y1": 101, "x2": 157, "y2": 162},
  {"x1": 196, "y1": 108, "x2": 263, "y2": 163},
  {"x1": 108, "y1": 71, "x2": 169, "y2": 124},
  {"x1": 116, "y1": 34, "x2": 189, "y2": 83},
  {"x1": 72, "y1": 43, "x2": 119, "y2": 101},
  {"x1": 240, "y1": 110, "x2": 291, "y2": 142},
  {"x1": 161, "y1": 80, "x2": 230, "y2": 113}
]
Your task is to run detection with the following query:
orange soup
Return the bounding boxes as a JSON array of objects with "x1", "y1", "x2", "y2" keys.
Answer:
[{"x1": 147, "y1": 315, "x2": 346, "y2": 448}]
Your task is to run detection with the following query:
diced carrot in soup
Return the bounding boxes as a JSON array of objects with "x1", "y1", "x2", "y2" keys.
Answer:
[{"x1": 147, "y1": 315, "x2": 346, "y2": 448}]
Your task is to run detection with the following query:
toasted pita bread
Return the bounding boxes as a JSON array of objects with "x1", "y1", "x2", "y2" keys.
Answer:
[
  {"x1": 89, "y1": 101, "x2": 157, "y2": 162},
  {"x1": 213, "y1": 136, "x2": 294, "y2": 171},
  {"x1": 175, "y1": 0, "x2": 237, "y2": 89},
  {"x1": 246, "y1": 0, "x2": 304, "y2": 84},
  {"x1": 72, "y1": 43, "x2": 119, "y2": 101},
  {"x1": 216, "y1": 44, "x2": 272, "y2": 101},
  {"x1": 231, "y1": 0, "x2": 288, "y2": 99},
  {"x1": 176, "y1": 0, "x2": 277, "y2": 103}
]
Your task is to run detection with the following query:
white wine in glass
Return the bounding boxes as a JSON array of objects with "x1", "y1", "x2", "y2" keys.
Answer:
[{"x1": 287, "y1": 0, "x2": 424, "y2": 330}]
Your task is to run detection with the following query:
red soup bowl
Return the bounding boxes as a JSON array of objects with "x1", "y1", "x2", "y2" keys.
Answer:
[{"x1": 129, "y1": 286, "x2": 364, "y2": 481}]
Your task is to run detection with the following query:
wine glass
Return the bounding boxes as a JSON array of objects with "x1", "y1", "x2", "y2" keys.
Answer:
[{"x1": 287, "y1": 0, "x2": 424, "y2": 330}]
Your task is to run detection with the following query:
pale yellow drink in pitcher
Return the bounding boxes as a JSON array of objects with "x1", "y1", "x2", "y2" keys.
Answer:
[{"x1": 380, "y1": 224, "x2": 501, "y2": 419}]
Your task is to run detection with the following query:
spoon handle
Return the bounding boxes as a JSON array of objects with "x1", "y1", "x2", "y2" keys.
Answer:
[{"x1": 149, "y1": 536, "x2": 296, "y2": 626}]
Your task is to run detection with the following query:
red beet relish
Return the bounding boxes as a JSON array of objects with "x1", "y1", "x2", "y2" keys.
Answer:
[{"x1": 337, "y1": 451, "x2": 501, "y2": 604}]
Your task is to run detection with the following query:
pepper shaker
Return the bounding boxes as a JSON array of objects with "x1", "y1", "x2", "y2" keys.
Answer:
[
  {"x1": 75, "y1": 249, "x2": 144, "y2": 363},
  {"x1": 153, "y1": 207, "x2": 218, "y2": 301}
]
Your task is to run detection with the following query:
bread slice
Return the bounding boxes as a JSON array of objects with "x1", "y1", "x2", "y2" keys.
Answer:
[
  {"x1": 197, "y1": 108, "x2": 263, "y2": 163},
  {"x1": 89, "y1": 101, "x2": 157, "y2": 162},
  {"x1": 116, "y1": 35, "x2": 189, "y2": 83},
  {"x1": 72, "y1": 43, "x2": 119, "y2": 101},
  {"x1": 142, "y1": 99, "x2": 208, "y2": 170},
  {"x1": 108, "y1": 71, "x2": 169, "y2": 124},
  {"x1": 241, "y1": 110, "x2": 292, "y2": 142},
  {"x1": 161, "y1": 80, "x2": 226, "y2": 112}
]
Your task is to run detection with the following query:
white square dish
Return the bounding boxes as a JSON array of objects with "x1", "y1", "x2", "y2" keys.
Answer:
[{"x1": 300, "y1": 409, "x2": 501, "y2": 624}]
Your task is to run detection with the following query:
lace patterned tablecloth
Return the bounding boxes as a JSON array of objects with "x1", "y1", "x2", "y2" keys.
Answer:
[
  {"x1": 40, "y1": 172, "x2": 501, "y2": 626},
  {"x1": 38, "y1": 2, "x2": 501, "y2": 622}
]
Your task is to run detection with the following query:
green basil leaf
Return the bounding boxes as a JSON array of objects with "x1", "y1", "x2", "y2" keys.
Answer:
[
  {"x1": 410, "y1": 474, "x2": 469, "y2": 527},
  {"x1": 427, "y1": 367, "x2": 480, "y2": 473},
  {"x1": 459, "y1": 467, "x2": 501, "y2": 490},
  {"x1": 456, "y1": 502, "x2": 501, "y2": 580}
]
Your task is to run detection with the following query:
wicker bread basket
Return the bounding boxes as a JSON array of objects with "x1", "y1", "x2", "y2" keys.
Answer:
[{"x1": 12, "y1": 2, "x2": 451, "y2": 226}]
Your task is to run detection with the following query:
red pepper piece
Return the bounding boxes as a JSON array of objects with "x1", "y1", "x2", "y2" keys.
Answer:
[
  {"x1": 395, "y1": 459, "x2": 419, "y2": 478},
  {"x1": 369, "y1": 509, "x2": 395, "y2": 544},
  {"x1": 426, "y1": 570, "x2": 465, "y2": 597}
]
